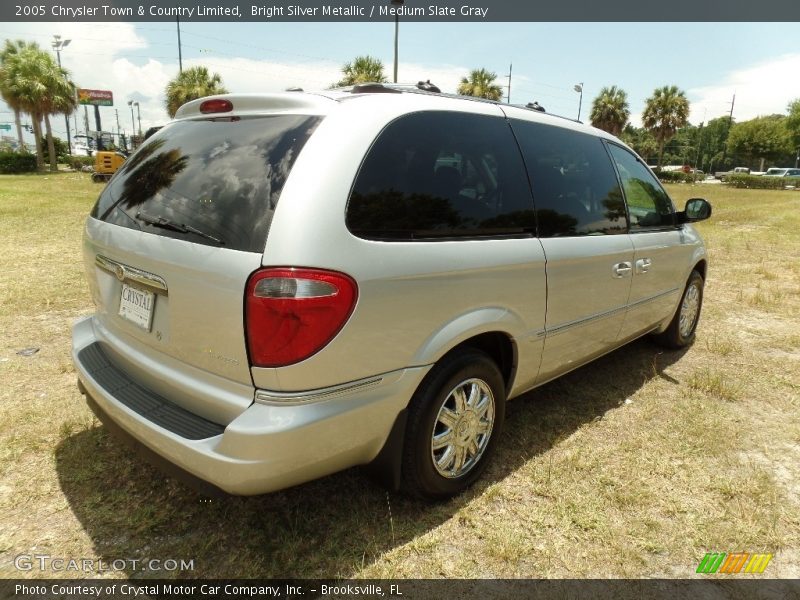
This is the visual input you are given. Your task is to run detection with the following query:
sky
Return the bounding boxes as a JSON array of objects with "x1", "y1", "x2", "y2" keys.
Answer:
[{"x1": 1, "y1": 20, "x2": 799, "y2": 144}]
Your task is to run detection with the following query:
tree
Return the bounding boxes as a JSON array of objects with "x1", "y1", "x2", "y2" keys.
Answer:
[
  {"x1": 620, "y1": 125, "x2": 658, "y2": 165},
  {"x1": 457, "y1": 68, "x2": 503, "y2": 101},
  {"x1": 334, "y1": 55, "x2": 387, "y2": 87},
  {"x1": 787, "y1": 98, "x2": 800, "y2": 157},
  {"x1": 642, "y1": 85, "x2": 690, "y2": 168},
  {"x1": 40, "y1": 135, "x2": 68, "y2": 164},
  {"x1": 589, "y1": 85, "x2": 630, "y2": 136},
  {"x1": 726, "y1": 115, "x2": 794, "y2": 168},
  {"x1": 0, "y1": 39, "x2": 35, "y2": 152},
  {"x1": 165, "y1": 66, "x2": 228, "y2": 118},
  {"x1": 40, "y1": 62, "x2": 77, "y2": 171},
  {"x1": 695, "y1": 117, "x2": 734, "y2": 173},
  {"x1": 2, "y1": 43, "x2": 76, "y2": 171}
]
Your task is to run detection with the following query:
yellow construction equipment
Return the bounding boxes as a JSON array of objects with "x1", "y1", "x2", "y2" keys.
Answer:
[{"x1": 91, "y1": 151, "x2": 126, "y2": 183}]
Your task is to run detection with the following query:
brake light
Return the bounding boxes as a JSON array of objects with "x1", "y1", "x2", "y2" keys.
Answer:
[
  {"x1": 199, "y1": 99, "x2": 233, "y2": 114},
  {"x1": 245, "y1": 268, "x2": 358, "y2": 367}
]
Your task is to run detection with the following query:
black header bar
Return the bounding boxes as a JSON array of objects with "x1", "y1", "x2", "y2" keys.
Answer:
[{"x1": 4, "y1": 0, "x2": 800, "y2": 22}]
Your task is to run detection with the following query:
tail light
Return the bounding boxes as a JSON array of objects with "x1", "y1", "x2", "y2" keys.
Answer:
[{"x1": 245, "y1": 268, "x2": 358, "y2": 367}]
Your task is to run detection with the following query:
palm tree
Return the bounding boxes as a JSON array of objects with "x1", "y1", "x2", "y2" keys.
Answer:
[
  {"x1": 40, "y1": 65, "x2": 77, "y2": 171},
  {"x1": 642, "y1": 85, "x2": 690, "y2": 168},
  {"x1": 165, "y1": 66, "x2": 228, "y2": 118},
  {"x1": 334, "y1": 56, "x2": 387, "y2": 87},
  {"x1": 0, "y1": 39, "x2": 36, "y2": 152},
  {"x1": 457, "y1": 69, "x2": 503, "y2": 101},
  {"x1": 589, "y1": 85, "x2": 630, "y2": 136},
  {"x1": 3, "y1": 44, "x2": 65, "y2": 170}
]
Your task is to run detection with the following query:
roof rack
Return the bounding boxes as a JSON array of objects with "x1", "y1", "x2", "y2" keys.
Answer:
[
  {"x1": 340, "y1": 83, "x2": 582, "y2": 124},
  {"x1": 349, "y1": 80, "x2": 442, "y2": 94}
]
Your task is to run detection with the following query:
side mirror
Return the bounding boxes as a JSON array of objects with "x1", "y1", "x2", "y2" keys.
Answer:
[{"x1": 677, "y1": 198, "x2": 712, "y2": 223}]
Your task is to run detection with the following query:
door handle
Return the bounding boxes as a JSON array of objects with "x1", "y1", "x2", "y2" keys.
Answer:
[
  {"x1": 636, "y1": 258, "x2": 652, "y2": 274},
  {"x1": 612, "y1": 262, "x2": 632, "y2": 278}
]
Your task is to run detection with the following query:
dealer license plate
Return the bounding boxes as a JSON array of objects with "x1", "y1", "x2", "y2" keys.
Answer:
[{"x1": 118, "y1": 283, "x2": 155, "y2": 331}]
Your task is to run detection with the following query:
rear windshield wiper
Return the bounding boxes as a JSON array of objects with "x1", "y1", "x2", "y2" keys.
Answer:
[{"x1": 136, "y1": 212, "x2": 224, "y2": 245}]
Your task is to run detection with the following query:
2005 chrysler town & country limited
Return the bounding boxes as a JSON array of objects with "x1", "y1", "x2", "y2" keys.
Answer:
[{"x1": 72, "y1": 85, "x2": 711, "y2": 499}]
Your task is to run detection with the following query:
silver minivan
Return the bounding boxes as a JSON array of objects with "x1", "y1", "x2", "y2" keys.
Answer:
[{"x1": 72, "y1": 85, "x2": 711, "y2": 499}]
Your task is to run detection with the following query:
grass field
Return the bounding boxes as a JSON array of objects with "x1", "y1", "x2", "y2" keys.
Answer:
[{"x1": 0, "y1": 173, "x2": 798, "y2": 580}]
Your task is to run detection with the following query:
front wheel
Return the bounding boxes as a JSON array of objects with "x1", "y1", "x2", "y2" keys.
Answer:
[
  {"x1": 653, "y1": 270, "x2": 704, "y2": 349},
  {"x1": 401, "y1": 349, "x2": 505, "y2": 499}
]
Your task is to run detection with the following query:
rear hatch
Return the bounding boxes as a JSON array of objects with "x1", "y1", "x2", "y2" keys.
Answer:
[{"x1": 83, "y1": 102, "x2": 324, "y2": 422}]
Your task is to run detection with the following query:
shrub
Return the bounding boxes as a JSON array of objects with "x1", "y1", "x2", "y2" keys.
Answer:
[
  {"x1": 68, "y1": 156, "x2": 95, "y2": 170},
  {"x1": 0, "y1": 152, "x2": 38, "y2": 174},
  {"x1": 656, "y1": 170, "x2": 697, "y2": 184},
  {"x1": 725, "y1": 174, "x2": 800, "y2": 189}
]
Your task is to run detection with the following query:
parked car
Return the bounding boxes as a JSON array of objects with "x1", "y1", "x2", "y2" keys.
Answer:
[
  {"x1": 715, "y1": 166, "x2": 750, "y2": 181},
  {"x1": 764, "y1": 168, "x2": 800, "y2": 177},
  {"x1": 72, "y1": 85, "x2": 711, "y2": 499}
]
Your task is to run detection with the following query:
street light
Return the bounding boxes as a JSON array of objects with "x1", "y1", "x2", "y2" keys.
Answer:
[
  {"x1": 51, "y1": 35, "x2": 72, "y2": 155},
  {"x1": 127, "y1": 100, "x2": 136, "y2": 147},
  {"x1": 134, "y1": 102, "x2": 142, "y2": 137},
  {"x1": 574, "y1": 82, "x2": 584, "y2": 121},
  {"x1": 391, "y1": 0, "x2": 404, "y2": 83}
]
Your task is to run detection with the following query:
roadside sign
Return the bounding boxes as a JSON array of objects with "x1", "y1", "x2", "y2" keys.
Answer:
[
  {"x1": 0, "y1": 123, "x2": 11, "y2": 131},
  {"x1": 77, "y1": 89, "x2": 114, "y2": 106}
]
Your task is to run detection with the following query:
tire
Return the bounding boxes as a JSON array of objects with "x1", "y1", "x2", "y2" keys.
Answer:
[
  {"x1": 653, "y1": 270, "x2": 704, "y2": 349},
  {"x1": 401, "y1": 348, "x2": 505, "y2": 500}
]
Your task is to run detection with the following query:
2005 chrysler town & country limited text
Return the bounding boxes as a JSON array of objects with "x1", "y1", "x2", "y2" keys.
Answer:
[{"x1": 72, "y1": 85, "x2": 711, "y2": 499}]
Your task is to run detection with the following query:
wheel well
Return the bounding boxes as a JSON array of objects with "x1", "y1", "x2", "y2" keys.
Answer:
[
  {"x1": 444, "y1": 332, "x2": 515, "y2": 393},
  {"x1": 694, "y1": 260, "x2": 707, "y2": 280}
]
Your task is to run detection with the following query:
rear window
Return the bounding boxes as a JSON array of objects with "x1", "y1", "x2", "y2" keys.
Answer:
[{"x1": 91, "y1": 115, "x2": 322, "y2": 253}]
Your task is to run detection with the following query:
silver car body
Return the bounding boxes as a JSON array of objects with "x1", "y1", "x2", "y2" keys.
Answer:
[{"x1": 72, "y1": 91, "x2": 707, "y2": 494}]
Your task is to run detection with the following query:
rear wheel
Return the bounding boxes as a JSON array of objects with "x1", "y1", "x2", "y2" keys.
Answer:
[
  {"x1": 653, "y1": 270, "x2": 704, "y2": 349},
  {"x1": 401, "y1": 349, "x2": 505, "y2": 499}
]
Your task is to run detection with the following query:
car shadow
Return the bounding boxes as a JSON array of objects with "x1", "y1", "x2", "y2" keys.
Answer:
[{"x1": 54, "y1": 338, "x2": 689, "y2": 579}]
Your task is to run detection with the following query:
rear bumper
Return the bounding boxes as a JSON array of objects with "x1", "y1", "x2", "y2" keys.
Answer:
[{"x1": 72, "y1": 316, "x2": 430, "y2": 495}]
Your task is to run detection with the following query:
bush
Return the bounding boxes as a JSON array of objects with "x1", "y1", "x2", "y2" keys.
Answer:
[
  {"x1": 725, "y1": 174, "x2": 800, "y2": 189},
  {"x1": 656, "y1": 170, "x2": 697, "y2": 184},
  {"x1": 0, "y1": 152, "x2": 38, "y2": 174},
  {"x1": 68, "y1": 156, "x2": 95, "y2": 170}
]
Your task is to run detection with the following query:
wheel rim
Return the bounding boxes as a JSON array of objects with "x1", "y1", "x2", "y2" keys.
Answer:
[
  {"x1": 431, "y1": 378, "x2": 495, "y2": 479},
  {"x1": 679, "y1": 282, "x2": 701, "y2": 338}
]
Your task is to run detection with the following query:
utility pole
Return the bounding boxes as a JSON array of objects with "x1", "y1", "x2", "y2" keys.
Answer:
[
  {"x1": 506, "y1": 63, "x2": 512, "y2": 104},
  {"x1": 720, "y1": 92, "x2": 735, "y2": 167},
  {"x1": 391, "y1": 0, "x2": 404, "y2": 83},
  {"x1": 176, "y1": 16, "x2": 183, "y2": 73},
  {"x1": 52, "y1": 35, "x2": 72, "y2": 155}
]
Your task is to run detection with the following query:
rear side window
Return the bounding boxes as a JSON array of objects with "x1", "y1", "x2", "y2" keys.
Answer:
[
  {"x1": 607, "y1": 143, "x2": 675, "y2": 229},
  {"x1": 510, "y1": 120, "x2": 627, "y2": 237},
  {"x1": 91, "y1": 115, "x2": 322, "y2": 253},
  {"x1": 346, "y1": 111, "x2": 535, "y2": 240}
]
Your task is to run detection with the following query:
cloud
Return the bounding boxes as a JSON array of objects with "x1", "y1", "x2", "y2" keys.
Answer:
[{"x1": 688, "y1": 53, "x2": 800, "y2": 124}]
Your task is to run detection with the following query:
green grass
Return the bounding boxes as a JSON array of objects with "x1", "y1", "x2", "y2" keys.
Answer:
[{"x1": 0, "y1": 175, "x2": 798, "y2": 579}]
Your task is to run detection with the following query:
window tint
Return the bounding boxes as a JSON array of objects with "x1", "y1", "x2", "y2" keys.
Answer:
[
  {"x1": 607, "y1": 143, "x2": 675, "y2": 229},
  {"x1": 346, "y1": 111, "x2": 535, "y2": 240},
  {"x1": 510, "y1": 120, "x2": 626, "y2": 237},
  {"x1": 91, "y1": 115, "x2": 322, "y2": 253}
]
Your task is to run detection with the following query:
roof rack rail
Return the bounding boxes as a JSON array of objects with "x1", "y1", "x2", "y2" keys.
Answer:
[{"x1": 349, "y1": 80, "x2": 442, "y2": 94}]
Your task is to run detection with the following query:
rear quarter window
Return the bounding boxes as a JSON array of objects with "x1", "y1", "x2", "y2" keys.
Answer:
[
  {"x1": 346, "y1": 111, "x2": 535, "y2": 241},
  {"x1": 91, "y1": 115, "x2": 322, "y2": 253}
]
